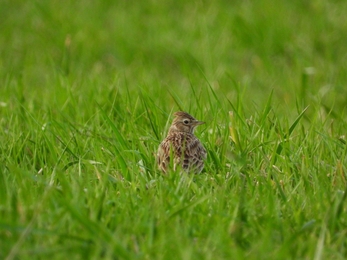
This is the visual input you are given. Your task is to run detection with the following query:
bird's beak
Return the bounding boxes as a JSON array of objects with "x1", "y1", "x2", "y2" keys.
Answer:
[{"x1": 193, "y1": 120, "x2": 205, "y2": 126}]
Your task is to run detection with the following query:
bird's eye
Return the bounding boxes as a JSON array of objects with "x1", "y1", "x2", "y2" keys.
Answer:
[{"x1": 183, "y1": 119, "x2": 190, "y2": 124}]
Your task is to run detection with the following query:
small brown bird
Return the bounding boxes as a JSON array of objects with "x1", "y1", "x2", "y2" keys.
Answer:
[{"x1": 157, "y1": 111, "x2": 207, "y2": 174}]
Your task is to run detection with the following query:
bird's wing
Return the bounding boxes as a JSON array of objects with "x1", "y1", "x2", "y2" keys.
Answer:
[{"x1": 157, "y1": 140, "x2": 171, "y2": 172}]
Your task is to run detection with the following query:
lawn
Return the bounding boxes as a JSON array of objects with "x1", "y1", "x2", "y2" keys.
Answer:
[{"x1": 1, "y1": 0, "x2": 347, "y2": 259}]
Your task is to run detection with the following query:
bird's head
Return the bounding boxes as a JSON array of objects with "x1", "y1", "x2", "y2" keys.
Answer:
[{"x1": 168, "y1": 111, "x2": 205, "y2": 134}]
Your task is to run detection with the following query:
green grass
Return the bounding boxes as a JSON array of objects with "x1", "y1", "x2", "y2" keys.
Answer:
[{"x1": 1, "y1": 0, "x2": 347, "y2": 259}]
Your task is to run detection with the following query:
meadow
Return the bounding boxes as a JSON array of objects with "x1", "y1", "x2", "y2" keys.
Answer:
[{"x1": 1, "y1": 0, "x2": 347, "y2": 259}]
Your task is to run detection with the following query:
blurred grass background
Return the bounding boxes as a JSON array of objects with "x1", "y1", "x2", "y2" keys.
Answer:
[
  {"x1": 1, "y1": 0, "x2": 347, "y2": 259},
  {"x1": 2, "y1": 0, "x2": 347, "y2": 109}
]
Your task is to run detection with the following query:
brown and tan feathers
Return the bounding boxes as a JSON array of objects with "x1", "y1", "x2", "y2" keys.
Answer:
[{"x1": 157, "y1": 111, "x2": 207, "y2": 174}]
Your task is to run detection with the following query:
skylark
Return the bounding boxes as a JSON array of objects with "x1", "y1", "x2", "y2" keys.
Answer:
[{"x1": 157, "y1": 111, "x2": 207, "y2": 174}]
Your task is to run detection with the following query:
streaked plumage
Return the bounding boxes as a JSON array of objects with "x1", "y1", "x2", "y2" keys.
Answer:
[{"x1": 157, "y1": 111, "x2": 207, "y2": 174}]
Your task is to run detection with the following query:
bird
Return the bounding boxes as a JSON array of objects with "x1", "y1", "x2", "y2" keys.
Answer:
[{"x1": 157, "y1": 111, "x2": 207, "y2": 174}]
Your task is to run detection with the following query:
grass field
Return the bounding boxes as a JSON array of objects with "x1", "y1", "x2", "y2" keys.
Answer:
[{"x1": 1, "y1": 0, "x2": 347, "y2": 259}]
